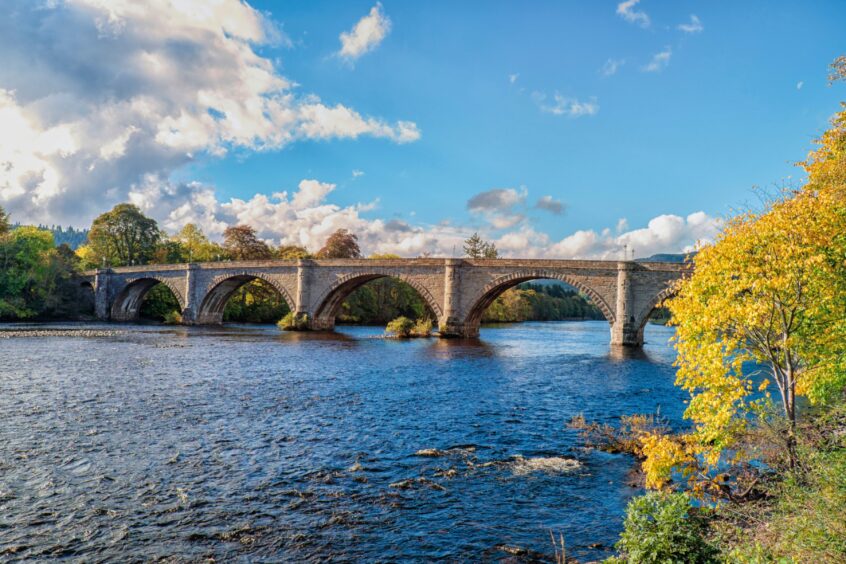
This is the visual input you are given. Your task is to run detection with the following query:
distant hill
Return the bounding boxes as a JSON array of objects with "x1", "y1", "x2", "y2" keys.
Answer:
[
  {"x1": 635, "y1": 253, "x2": 694, "y2": 263},
  {"x1": 12, "y1": 224, "x2": 89, "y2": 249}
]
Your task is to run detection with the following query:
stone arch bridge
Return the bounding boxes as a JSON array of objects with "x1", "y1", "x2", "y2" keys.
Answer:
[{"x1": 85, "y1": 258, "x2": 691, "y2": 346}]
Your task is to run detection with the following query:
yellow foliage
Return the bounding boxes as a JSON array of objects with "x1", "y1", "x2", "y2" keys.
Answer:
[
  {"x1": 660, "y1": 104, "x2": 846, "y2": 474},
  {"x1": 639, "y1": 432, "x2": 694, "y2": 490},
  {"x1": 75, "y1": 244, "x2": 99, "y2": 269}
]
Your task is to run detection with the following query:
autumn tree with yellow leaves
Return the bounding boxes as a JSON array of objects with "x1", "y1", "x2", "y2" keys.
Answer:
[{"x1": 640, "y1": 69, "x2": 846, "y2": 486}]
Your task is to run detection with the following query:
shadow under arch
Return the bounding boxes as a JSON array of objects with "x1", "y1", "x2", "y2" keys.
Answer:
[
  {"x1": 461, "y1": 272, "x2": 615, "y2": 338},
  {"x1": 111, "y1": 277, "x2": 185, "y2": 322},
  {"x1": 196, "y1": 272, "x2": 295, "y2": 324},
  {"x1": 77, "y1": 280, "x2": 96, "y2": 317},
  {"x1": 311, "y1": 272, "x2": 443, "y2": 331}
]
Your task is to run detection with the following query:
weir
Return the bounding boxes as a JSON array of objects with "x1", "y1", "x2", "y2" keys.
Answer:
[{"x1": 85, "y1": 258, "x2": 691, "y2": 347}]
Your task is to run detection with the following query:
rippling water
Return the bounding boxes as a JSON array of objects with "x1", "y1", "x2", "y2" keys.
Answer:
[{"x1": 0, "y1": 321, "x2": 687, "y2": 562}]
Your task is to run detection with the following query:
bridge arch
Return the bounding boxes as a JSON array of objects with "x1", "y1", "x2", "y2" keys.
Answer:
[
  {"x1": 111, "y1": 277, "x2": 186, "y2": 322},
  {"x1": 311, "y1": 272, "x2": 443, "y2": 330},
  {"x1": 460, "y1": 271, "x2": 615, "y2": 337},
  {"x1": 634, "y1": 283, "x2": 679, "y2": 331},
  {"x1": 196, "y1": 272, "x2": 296, "y2": 324}
]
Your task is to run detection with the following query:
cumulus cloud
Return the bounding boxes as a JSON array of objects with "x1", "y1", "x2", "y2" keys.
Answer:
[
  {"x1": 616, "y1": 0, "x2": 650, "y2": 28},
  {"x1": 796, "y1": 81, "x2": 804, "y2": 90},
  {"x1": 677, "y1": 14, "x2": 703, "y2": 34},
  {"x1": 338, "y1": 3, "x2": 391, "y2": 61},
  {"x1": 290, "y1": 179, "x2": 336, "y2": 209},
  {"x1": 0, "y1": 0, "x2": 418, "y2": 226},
  {"x1": 643, "y1": 47, "x2": 672, "y2": 72},
  {"x1": 509, "y1": 73, "x2": 519, "y2": 84},
  {"x1": 352, "y1": 169, "x2": 365, "y2": 177},
  {"x1": 533, "y1": 93, "x2": 599, "y2": 117},
  {"x1": 492, "y1": 211, "x2": 721, "y2": 260},
  {"x1": 535, "y1": 195, "x2": 565, "y2": 215},
  {"x1": 126, "y1": 173, "x2": 720, "y2": 259}
]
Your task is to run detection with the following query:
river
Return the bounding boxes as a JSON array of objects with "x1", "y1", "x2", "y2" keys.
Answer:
[{"x1": 0, "y1": 321, "x2": 687, "y2": 562}]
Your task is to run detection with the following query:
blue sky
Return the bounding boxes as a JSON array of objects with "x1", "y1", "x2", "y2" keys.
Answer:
[
  {"x1": 204, "y1": 0, "x2": 845, "y2": 232},
  {"x1": 1, "y1": 0, "x2": 844, "y2": 257}
]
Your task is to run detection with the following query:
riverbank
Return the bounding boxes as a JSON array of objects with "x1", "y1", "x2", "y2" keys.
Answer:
[
  {"x1": 597, "y1": 401, "x2": 846, "y2": 562},
  {"x1": 0, "y1": 328, "x2": 125, "y2": 338}
]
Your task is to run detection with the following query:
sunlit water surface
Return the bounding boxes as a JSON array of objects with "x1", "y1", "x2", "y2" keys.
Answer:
[{"x1": 0, "y1": 321, "x2": 686, "y2": 561}]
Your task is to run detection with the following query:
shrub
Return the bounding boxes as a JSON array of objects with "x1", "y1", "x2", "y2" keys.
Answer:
[
  {"x1": 385, "y1": 316, "x2": 415, "y2": 337},
  {"x1": 411, "y1": 317, "x2": 433, "y2": 337},
  {"x1": 615, "y1": 492, "x2": 718, "y2": 563},
  {"x1": 277, "y1": 312, "x2": 309, "y2": 331},
  {"x1": 162, "y1": 310, "x2": 182, "y2": 325}
]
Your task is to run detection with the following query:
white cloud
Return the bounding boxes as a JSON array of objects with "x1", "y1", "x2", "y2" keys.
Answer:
[
  {"x1": 338, "y1": 3, "x2": 391, "y2": 61},
  {"x1": 601, "y1": 58, "x2": 625, "y2": 77},
  {"x1": 0, "y1": 0, "x2": 418, "y2": 226},
  {"x1": 291, "y1": 179, "x2": 336, "y2": 209},
  {"x1": 509, "y1": 73, "x2": 519, "y2": 84},
  {"x1": 642, "y1": 47, "x2": 672, "y2": 72},
  {"x1": 616, "y1": 0, "x2": 650, "y2": 28},
  {"x1": 677, "y1": 14, "x2": 703, "y2": 34},
  {"x1": 796, "y1": 81, "x2": 804, "y2": 90},
  {"x1": 352, "y1": 169, "x2": 365, "y2": 177},
  {"x1": 492, "y1": 211, "x2": 721, "y2": 260},
  {"x1": 534, "y1": 93, "x2": 599, "y2": 117},
  {"x1": 128, "y1": 175, "x2": 721, "y2": 259}
]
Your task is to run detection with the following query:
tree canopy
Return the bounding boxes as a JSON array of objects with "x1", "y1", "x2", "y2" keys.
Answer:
[
  {"x1": 316, "y1": 229, "x2": 361, "y2": 259},
  {"x1": 87, "y1": 203, "x2": 161, "y2": 267},
  {"x1": 222, "y1": 225, "x2": 272, "y2": 260},
  {"x1": 463, "y1": 232, "x2": 498, "y2": 258}
]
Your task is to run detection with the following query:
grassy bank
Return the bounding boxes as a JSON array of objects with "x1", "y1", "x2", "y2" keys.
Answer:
[{"x1": 601, "y1": 402, "x2": 846, "y2": 562}]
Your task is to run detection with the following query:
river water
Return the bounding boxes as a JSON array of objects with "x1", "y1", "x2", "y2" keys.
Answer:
[{"x1": 0, "y1": 321, "x2": 686, "y2": 562}]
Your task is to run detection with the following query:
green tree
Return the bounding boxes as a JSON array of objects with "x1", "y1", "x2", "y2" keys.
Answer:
[
  {"x1": 222, "y1": 225, "x2": 272, "y2": 260},
  {"x1": 276, "y1": 244, "x2": 310, "y2": 259},
  {"x1": 173, "y1": 223, "x2": 222, "y2": 262},
  {"x1": 87, "y1": 203, "x2": 161, "y2": 266},
  {"x1": 0, "y1": 227, "x2": 57, "y2": 318},
  {"x1": 316, "y1": 229, "x2": 361, "y2": 259},
  {"x1": 0, "y1": 206, "x2": 9, "y2": 235},
  {"x1": 223, "y1": 279, "x2": 290, "y2": 323},
  {"x1": 463, "y1": 232, "x2": 498, "y2": 258},
  {"x1": 152, "y1": 239, "x2": 187, "y2": 264}
]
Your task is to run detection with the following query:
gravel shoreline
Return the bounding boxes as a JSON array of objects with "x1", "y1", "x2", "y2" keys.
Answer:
[{"x1": 0, "y1": 329, "x2": 126, "y2": 339}]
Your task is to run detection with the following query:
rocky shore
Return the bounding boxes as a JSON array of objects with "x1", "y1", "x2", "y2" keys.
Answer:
[{"x1": 0, "y1": 329, "x2": 125, "y2": 339}]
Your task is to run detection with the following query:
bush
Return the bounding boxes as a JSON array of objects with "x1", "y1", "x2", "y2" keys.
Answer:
[
  {"x1": 385, "y1": 316, "x2": 434, "y2": 338},
  {"x1": 412, "y1": 317, "x2": 433, "y2": 337},
  {"x1": 162, "y1": 310, "x2": 182, "y2": 325},
  {"x1": 615, "y1": 492, "x2": 718, "y2": 563},
  {"x1": 277, "y1": 312, "x2": 309, "y2": 331},
  {"x1": 385, "y1": 316, "x2": 415, "y2": 337}
]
